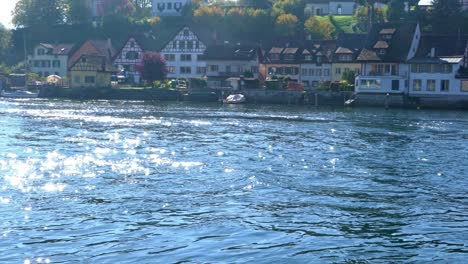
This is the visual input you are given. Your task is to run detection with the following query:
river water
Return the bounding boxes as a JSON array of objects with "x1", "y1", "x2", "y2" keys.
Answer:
[{"x1": 0, "y1": 99, "x2": 467, "y2": 263}]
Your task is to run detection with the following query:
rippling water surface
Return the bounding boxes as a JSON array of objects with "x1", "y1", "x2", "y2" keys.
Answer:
[{"x1": 0, "y1": 99, "x2": 467, "y2": 263}]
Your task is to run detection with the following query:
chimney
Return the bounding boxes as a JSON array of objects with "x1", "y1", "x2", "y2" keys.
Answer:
[{"x1": 430, "y1": 47, "x2": 436, "y2": 58}]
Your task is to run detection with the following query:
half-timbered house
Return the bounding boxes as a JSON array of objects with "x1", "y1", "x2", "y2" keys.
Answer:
[
  {"x1": 69, "y1": 55, "x2": 117, "y2": 88},
  {"x1": 113, "y1": 37, "x2": 145, "y2": 84},
  {"x1": 160, "y1": 26, "x2": 208, "y2": 79}
]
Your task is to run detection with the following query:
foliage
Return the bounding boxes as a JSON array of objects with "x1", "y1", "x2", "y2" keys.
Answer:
[
  {"x1": 354, "y1": 6, "x2": 385, "y2": 32},
  {"x1": 430, "y1": 0, "x2": 463, "y2": 34},
  {"x1": 305, "y1": 16, "x2": 335, "y2": 40},
  {"x1": 193, "y1": 5, "x2": 224, "y2": 31},
  {"x1": 66, "y1": 0, "x2": 91, "y2": 24},
  {"x1": 273, "y1": 0, "x2": 306, "y2": 21},
  {"x1": 387, "y1": 0, "x2": 406, "y2": 22},
  {"x1": 329, "y1": 16, "x2": 358, "y2": 33},
  {"x1": 13, "y1": 0, "x2": 66, "y2": 27},
  {"x1": 137, "y1": 52, "x2": 167, "y2": 85},
  {"x1": 0, "y1": 24, "x2": 11, "y2": 62},
  {"x1": 341, "y1": 70, "x2": 356, "y2": 84},
  {"x1": 239, "y1": 0, "x2": 272, "y2": 9},
  {"x1": 275, "y1": 13, "x2": 299, "y2": 37},
  {"x1": 152, "y1": 80, "x2": 172, "y2": 89}
]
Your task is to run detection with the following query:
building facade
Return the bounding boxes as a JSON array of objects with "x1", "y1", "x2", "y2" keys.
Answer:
[
  {"x1": 113, "y1": 37, "x2": 145, "y2": 84},
  {"x1": 261, "y1": 47, "x2": 302, "y2": 82},
  {"x1": 152, "y1": 0, "x2": 190, "y2": 16},
  {"x1": 202, "y1": 44, "x2": 260, "y2": 89},
  {"x1": 355, "y1": 23, "x2": 421, "y2": 94},
  {"x1": 300, "y1": 44, "x2": 333, "y2": 88},
  {"x1": 305, "y1": 0, "x2": 357, "y2": 16},
  {"x1": 28, "y1": 43, "x2": 75, "y2": 78},
  {"x1": 69, "y1": 55, "x2": 117, "y2": 88},
  {"x1": 160, "y1": 26, "x2": 207, "y2": 79}
]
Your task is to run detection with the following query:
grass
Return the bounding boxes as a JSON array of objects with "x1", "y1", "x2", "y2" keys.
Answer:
[{"x1": 329, "y1": 16, "x2": 359, "y2": 34}]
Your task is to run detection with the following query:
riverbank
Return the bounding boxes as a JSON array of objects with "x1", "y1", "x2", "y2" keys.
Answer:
[{"x1": 36, "y1": 86, "x2": 468, "y2": 110}]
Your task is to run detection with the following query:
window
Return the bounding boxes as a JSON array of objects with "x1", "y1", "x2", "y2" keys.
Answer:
[
  {"x1": 413, "y1": 79, "x2": 422, "y2": 91},
  {"x1": 441, "y1": 80, "x2": 449, "y2": 92},
  {"x1": 427, "y1": 80, "x2": 436, "y2": 91},
  {"x1": 34, "y1": 60, "x2": 40, "y2": 67},
  {"x1": 443, "y1": 64, "x2": 452, "y2": 73},
  {"x1": 180, "y1": 67, "x2": 191, "y2": 74},
  {"x1": 173, "y1": 41, "x2": 177, "y2": 49},
  {"x1": 338, "y1": 54, "x2": 352, "y2": 61},
  {"x1": 181, "y1": 54, "x2": 192, "y2": 61},
  {"x1": 196, "y1": 67, "x2": 206, "y2": 74},
  {"x1": 378, "y1": 49, "x2": 386, "y2": 55},
  {"x1": 316, "y1": 69, "x2": 322, "y2": 76},
  {"x1": 167, "y1": 66, "x2": 175, "y2": 73},
  {"x1": 335, "y1": 68, "x2": 341, "y2": 75},
  {"x1": 130, "y1": 41, "x2": 135, "y2": 48},
  {"x1": 324, "y1": 69, "x2": 330, "y2": 76},
  {"x1": 302, "y1": 68, "x2": 308, "y2": 75},
  {"x1": 382, "y1": 34, "x2": 392, "y2": 40},
  {"x1": 360, "y1": 79, "x2": 381, "y2": 89},
  {"x1": 44, "y1": 71, "x2": 50, "y2": 77},
  {"x1": 317, "y1": 56, "x2": 322, "y2": 64},
  {"x1": 251, "y1": 66, "x2": 258, "y2": 73},
  {"x1": 187, "y1": 41, "x2": 193, "y2": 49},
  {"x1": 285, "y1": 54, "x2": 295, "y2": 61},
  {"x1": 208, "y1": 65, "x2": 219, "y2": 72},
  {"x1": 164, "y1": 54, "x2": 175, "y2": 61},
  {"x1": 309, "y1": 68, "x2": 315, "y2": 76},
  {"x1": 195, "y1": 41, "x2": 200, "y2": 49},
  {"x1": 126, "y1": 51, "x2": 139, "y2": 60},
  {"x1": 85, "y1": 76, "x2": 95, "y2": 83},
  {"x1": 226, "y1": 65, "x2": 231, "y2": 73},
  {"x1": 168, "y1": 3, "x2": 172, "y2": 9},
  {"x1": 183, "y1": 29, "x2": 189, "y2": 36},
  {"x1": 337, "y1": 5, "x2": 342, "y2": 15},
  {"x1": 305, "y1": 55, "x2": 313, "y2": 61},
  {"x1": 462, "y1": 81, "x2": 468, "y2": 92},
  {"x1": 52, "y1": 60, "x2": 61, "y2": 68}
]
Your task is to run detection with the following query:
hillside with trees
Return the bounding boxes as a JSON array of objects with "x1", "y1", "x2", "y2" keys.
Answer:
[{"x1": 1, "y1": 0, "x2": 468, "y2": 72}]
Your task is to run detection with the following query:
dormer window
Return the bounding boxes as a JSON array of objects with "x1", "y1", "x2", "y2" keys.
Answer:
[
  {"x1": 305, "y1": 55, "x2": 313, "y2": 61},
  {"x1": 338, "y1": 54, "x2": 352, "y2": 61},
  {"x1": 382, "y1": 34, "x2": 392, "y2": 40},
  {"x1": 378, "y1": 49, "x2": 386, "y2": 55}
]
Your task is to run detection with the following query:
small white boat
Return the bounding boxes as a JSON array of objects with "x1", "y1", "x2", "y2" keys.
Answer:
[
  {"x1": 1, "y1": 90, "x2": 39, "y2": 98},
  {"x1": 223, "y1": 94, "x2": 246, "y2": 104}
]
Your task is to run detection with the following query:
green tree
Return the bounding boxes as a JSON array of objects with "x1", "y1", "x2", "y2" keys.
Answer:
[
  {"x1": 342, "y1": 70, "x2": 356, "y2": 84},
  {"x1": 193, "y1": 5, "x2": 224, "y2": 31},
  {"x1": 354, "y1": 5, "x2": 385, "y2": 32},
  {"x1": 13, "y1": 0, "x2": 66, "y2": 27},
  {"x1": 225, "y1": 8, "x2": 247, "y2": 39},
  {"x1": 0, "y1": 23, "x2": 11, "y2": 62},
  {"x1": 66, "y1": 0, "x2": 91, "y2": 24},
  {"x1": 239, "y1": 0, "x2": 272, "y2": 9},
  {"x1": 275, "y1": 13, "x2": 299, "y2": 37},
  {"x1": 387, "y1": 0, "x2": 406, "y2": 22},
  {"x1": 431, "y1": 0, "x2": 462, "y2": 34},
  {"x1": 273, "y1": 0, "x2": 306, "y2": 21},
  {"x1": 245, "y1": 9, "x2": 273, "y2": 40},
  {"x1": 304, "y1": 16, "x2": 335, "y2": 40}
]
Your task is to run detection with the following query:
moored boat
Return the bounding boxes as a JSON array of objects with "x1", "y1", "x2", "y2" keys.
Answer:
[
  {"x1": 1, "y1": 89, "x2": 39, "y2": 98},
  {"x1": 223, "y1": 94, "x2": 246, "y2": 104}
]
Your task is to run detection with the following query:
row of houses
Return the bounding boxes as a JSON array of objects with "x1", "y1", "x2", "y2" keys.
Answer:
[{"x1": 26, "y1": 22, "x2": 468, "y2": 99}]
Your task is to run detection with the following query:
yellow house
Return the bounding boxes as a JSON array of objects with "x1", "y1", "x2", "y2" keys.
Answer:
[
  {"x1": 331, "y1": 47, "x2": 362, "y2": 82},
  {"x1": 69, "y1": 55, "x2": 117, "y2": 88}
]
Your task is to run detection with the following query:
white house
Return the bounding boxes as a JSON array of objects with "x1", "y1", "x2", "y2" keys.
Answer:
[
  {"x1": 305, "y1": 0, "x2": 358, "y2": 16},
  {"x1": 409, "y1": 36, "x2": 468, "y2": 99},
  {"x1": 113, "y1": 37, "x2": 145, "y2": 84},
  {"x1": 152, "y1": 0, "x2": 190, "y2": 16},
  {"x1": 201, "y1": 43, "x2": 260, "y2": 88},
  {"x1": 355, "y1": 23, "x2": 421, "y2": 94},
  {"x1": 28, "y1": 43, "x2": 75, "y2": 78},
  {"x1": 300, "y1": 43, "x2": 334, "y2": 88},
  {"x1": 160, "y1": 26, "x2": 208, "y2": 79}
]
